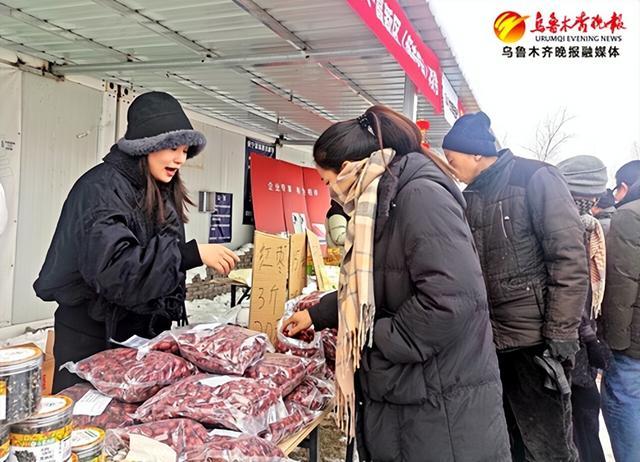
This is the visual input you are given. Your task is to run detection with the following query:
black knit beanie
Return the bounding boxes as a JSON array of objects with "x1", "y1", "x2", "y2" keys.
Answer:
[{"x1": 117, "y1": 92, "x2": 206, "y2": 158}]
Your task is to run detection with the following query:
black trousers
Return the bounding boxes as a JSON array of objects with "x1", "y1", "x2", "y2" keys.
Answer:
[
  {"x1": 53, "y1": 318, "x2": 106, "y2": 393},
  {"x1": 572, "y1": 382, "x2": 606, "y2": 462},
  {"x1": 498, "y1": 346, "x2": 579, "y2": 462}
]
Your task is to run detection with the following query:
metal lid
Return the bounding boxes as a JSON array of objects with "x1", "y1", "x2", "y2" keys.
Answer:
[
  {"x1": 33, "y1": 396, "x2": 73, "y2": 418},
  {"x1": 71, "y1": 427, "x2": 105, "y2": 451},
  {"x1": 0, "y1": 346, "x2": 43, "y2": 373}
]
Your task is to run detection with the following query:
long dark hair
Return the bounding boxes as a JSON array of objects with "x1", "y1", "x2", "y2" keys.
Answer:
[
  {"x1": 139, "y1": 157, "x2": 195, "y2": 225},
  {"x1": 313, "y1": 105, "x2": 454, "y2": 177}
]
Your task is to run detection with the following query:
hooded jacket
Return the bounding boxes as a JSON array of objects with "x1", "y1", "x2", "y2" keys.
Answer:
[
  {"x1": 310, "y1": 152, "x2": 509, "y2": 462},
  {"x1": 34, "y1": 147, "x2": 202, "y2": 343}
]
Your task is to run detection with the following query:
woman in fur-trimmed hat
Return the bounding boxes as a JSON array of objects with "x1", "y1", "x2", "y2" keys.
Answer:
[{"x1": 35, "y1": 91, "x2": 238, "y2": 392}]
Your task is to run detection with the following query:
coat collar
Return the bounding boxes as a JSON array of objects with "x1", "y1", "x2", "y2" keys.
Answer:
[
  {"x1": 466, "y1": 149, "x2": 514, "y2": 192},
  {"x1": 375, "y1": 152, "x2": 465, "y2": 241},
  {"x1": 103, "y1": 145, "x2": 146, "y2": 189}
]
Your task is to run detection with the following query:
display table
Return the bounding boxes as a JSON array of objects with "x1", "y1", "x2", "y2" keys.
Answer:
[
  {"x1": 278, "y1": 408, "x2": 332, "y2": 461},
  {"x1": 210, "y1": 278, "x2": 251, "y2": 306}
]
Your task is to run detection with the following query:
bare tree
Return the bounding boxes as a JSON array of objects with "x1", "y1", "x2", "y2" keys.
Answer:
[{"x1": 523, "y1": 108, "x2": 575, "y2": 162}]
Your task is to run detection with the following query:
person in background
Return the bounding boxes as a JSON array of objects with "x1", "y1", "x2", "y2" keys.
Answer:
[
  {"x1": 557, "y1": 155, "x2": 610, "y2": 462},
  {"x1": 443, "y1": 112, "x2": 588, "y2": 462},
  {"x1": 325, "y1": 200, "x2": 348, "y2": 249},
  {"x1": 34, "y1": 92, "x2": 238, "y2": 392},
  {"x1": 284, "y1": 106, "x2": 510, "y2": 461},
  {"x1": 600, "y1": 160, "x2": 640, "y2": 462},
  {"x1": 592, "y1": 189, "x2": 616, "y2": 235}
]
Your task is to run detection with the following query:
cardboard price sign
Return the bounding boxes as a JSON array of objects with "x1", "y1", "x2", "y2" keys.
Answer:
[
  {"x1": 288, "y1": 233, "x2": 307, "y2": 299},
  {"x1": 306, "y1": 230, "x2": 331, "y2": 291},
  {"x1": 249, "y1": 232, "x2": 290, "y2": 342}
]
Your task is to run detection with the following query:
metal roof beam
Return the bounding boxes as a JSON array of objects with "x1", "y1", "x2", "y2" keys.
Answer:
[
  {"x1": 91, "y1": 0, "x2": 217, "y2": 57},
  {"x1": 231, "y1": 0, "x2": 381, "y2": 106},
  {"x1": 231, "y1": 0, "x2": 307, "y2": 51},
  {"x1": 0, "y1": 2, "x2": 131, "y2": 61},
  {"x1": 50, "y1": 47, "x2": 383, "y2": 74},
  {"x1": 166, "y1": 72, "x2": 320, "y2": 139}
]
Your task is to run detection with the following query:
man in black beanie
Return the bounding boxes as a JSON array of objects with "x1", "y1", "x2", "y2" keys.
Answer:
[{"x1": 443, "y1": 112, "x2": 588, "y2": 462}]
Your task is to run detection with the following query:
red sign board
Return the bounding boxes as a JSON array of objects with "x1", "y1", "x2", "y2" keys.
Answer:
[
  {"x1": 250, "y1": 156, "x2": 331, "y2": 238},
  {"x1": 346, "y1": 0, "x2": 442, "y2": 113},
  {"x1": 250, "y1": 155, "x2": 287, "y2": 234},
  {"x1": 303, "y1": 168, "x2": 331, "y2": 239}
]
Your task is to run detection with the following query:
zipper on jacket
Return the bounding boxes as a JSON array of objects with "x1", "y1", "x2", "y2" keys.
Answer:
[{"x1": 498, "y1": 201, "x2": 508, "y2": 239}]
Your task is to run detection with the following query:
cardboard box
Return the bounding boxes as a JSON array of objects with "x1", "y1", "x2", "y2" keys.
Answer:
[
  {"x1": 14, "y1": 329, "x2": 55, "y2": 395},
  {"x1": 42, "y1": 329, "x2": 55, "y2": 395}
]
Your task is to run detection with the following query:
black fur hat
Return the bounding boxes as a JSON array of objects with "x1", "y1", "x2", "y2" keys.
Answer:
[{"x1": 117, "y1": 91, "x2": 206, "y2": 158}]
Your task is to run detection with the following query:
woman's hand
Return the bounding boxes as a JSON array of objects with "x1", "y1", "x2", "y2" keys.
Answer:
[
  {"x1": 283, "y1": 310, "x2": 313, "y2": 337},
  {"x1": 197, "y1": 244, "x2": 239, "y2": 275}
]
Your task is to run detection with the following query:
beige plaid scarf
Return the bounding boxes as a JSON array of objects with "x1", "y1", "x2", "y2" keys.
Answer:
[
  {"x1": 582, "y1": 214, "x2": 607, "y2": 318},
  {"x1": 330, "y1": 148, "x2": 395, "y2": 438}
]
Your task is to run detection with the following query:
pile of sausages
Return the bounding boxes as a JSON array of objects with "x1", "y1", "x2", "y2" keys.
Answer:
[
  {"x1": 134, "y1": 374, "x2": 286, "y2": 435},
  {"x1": 71, "y1": 348, "x2": 197, "y2": 403}
]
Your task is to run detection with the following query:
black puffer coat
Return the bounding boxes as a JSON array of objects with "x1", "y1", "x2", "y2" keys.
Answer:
[
  {"x1": 34, "y1": 147, "x2": 201, "y2": 354},
  {"x1": 310, "y1": 152, "x2": 509, "y2": 462},
  {"x1": 602, "y1": 181, "x2": 640, "y2": 359},
  {"x1": 463, "y1": 150, "x2": 588, "y2": 350}
]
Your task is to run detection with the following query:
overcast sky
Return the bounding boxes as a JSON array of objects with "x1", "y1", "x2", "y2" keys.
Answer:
[{"x1": 428, "y1": 0, "x2": 640, "y2": 182}]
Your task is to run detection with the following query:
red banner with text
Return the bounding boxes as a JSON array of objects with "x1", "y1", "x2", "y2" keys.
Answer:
[{"x1": 346, "y1": 0, "x2": 442, "y2": 113}]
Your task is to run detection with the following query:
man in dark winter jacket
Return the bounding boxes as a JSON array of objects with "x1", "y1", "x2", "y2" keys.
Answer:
[
  {"x1": 443, "y1": 112, "x2": 588, "y2": 462},
  {"x1": 601, "y1": 161, "x2": 640, "y2": 462}
]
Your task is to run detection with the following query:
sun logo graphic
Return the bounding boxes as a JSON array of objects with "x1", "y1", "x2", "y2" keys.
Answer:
[{"x1": 494, "y1": 11, "x2": 529, "y2": 43}]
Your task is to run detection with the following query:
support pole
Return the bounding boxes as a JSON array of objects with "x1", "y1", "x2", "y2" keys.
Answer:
[{"x1": 402, "y1": 74, "x2": 418, "y2": 122}]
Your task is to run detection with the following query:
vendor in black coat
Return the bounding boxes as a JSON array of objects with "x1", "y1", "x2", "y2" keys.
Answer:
[
  {"x1": 284, "y1": 106, "x2": 510, "y2": 461},
  {"x1": 34, "y1": 92, "x2": 239, "y2": 392}
]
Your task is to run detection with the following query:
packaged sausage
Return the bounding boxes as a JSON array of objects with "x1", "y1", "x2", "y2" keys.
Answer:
[
  {"x1": 181, "y1": 430, "x2": 287, "y2": 462},
  {"x1": 171, "y1": 324, "x2": 269, "y2": 375},
  {"x1": 244, "y1": 353, "x2": 306, "y2": 397},
  {"x1": 135, "y1": 374, "x2": 286, "y2": 435},
  {"x1": 62, "y1": 348, "x2": 197, "y2": 403},
  {"x1": 285, "y1": 375, "x2": 334, "y2": 412},
  {"x1": 261, "y1": 403, "x2": 319, "y2": 444},
  {"x1": 104, "y1": 419, "x2": 209, "y2": 459},
  {"x1": 59, "y1": 383, "x2": 138, "y2": 429}
]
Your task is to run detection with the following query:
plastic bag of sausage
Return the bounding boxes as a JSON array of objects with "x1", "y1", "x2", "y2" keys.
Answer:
[
  {"x1": 260, "y1": 402, "x2": 320, "y2": 444},
  {"x1": 135, "y1": 374, "x2": 287, "y2": 435},
  {"x1": 180, "y1": 430, "x2": 293, "y2": 462},
  {"x1": 274, "y1": 293, "x2": 330, "y2": 376},
  {"x1": 104, "y1": 418, "x2": 209, "y2": 459},
  {"x1": 58, "y1": 383, "x2": 138, "y2": 429},
  {"x1": 170, "y1": 324, "x2": 270, "y2": 375},
  {"x1": 286, "y1": 375, "x2": 335, "y2": 412},
  {"x1": 244, "y1": 353, "x2": 306, "y2": 397},
  {"x1": 62, "y1": 348, "x2": 197, "y2": 403}
]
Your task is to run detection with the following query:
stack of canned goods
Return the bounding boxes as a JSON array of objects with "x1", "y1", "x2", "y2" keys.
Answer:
[{"x1": 0, "y1": 346, "x2": 101, "y2": 462}]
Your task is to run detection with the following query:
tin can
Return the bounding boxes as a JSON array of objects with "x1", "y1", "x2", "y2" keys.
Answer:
[
  {"x1": 10, "y1": 395, "x2": 74, "y2": 462},
  {"x1": 0, "y1": 346, "x2": 43, "y2": 425}
]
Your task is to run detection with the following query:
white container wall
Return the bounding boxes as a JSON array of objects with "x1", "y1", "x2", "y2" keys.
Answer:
[{"x1": 12, "y1": 73, "x2": 104, "y2": 325}]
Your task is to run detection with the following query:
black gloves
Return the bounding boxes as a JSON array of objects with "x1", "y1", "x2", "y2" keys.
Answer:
[
  {"x1": 586, "y1": 339, "x2": 611, "y2": 370},
  {"x1": 546, "y1": 339, "x2": 580, "y2": 364}
]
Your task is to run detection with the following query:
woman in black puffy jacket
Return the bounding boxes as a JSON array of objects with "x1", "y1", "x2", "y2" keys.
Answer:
[
  {"x1": 34, "y1": 92, "x2": 238, "y2": 392},
  {"x1": 284, "y1": 106, "x2": 510, "y2": 461}
]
